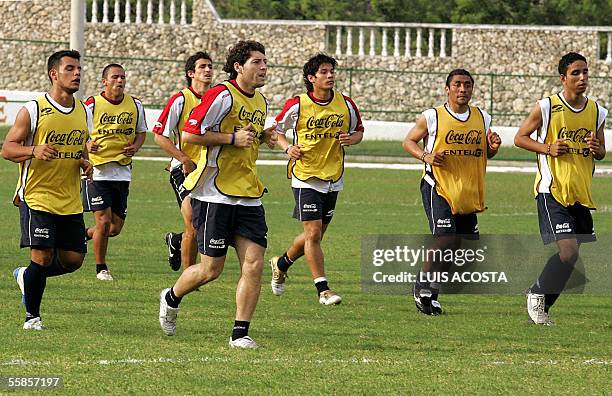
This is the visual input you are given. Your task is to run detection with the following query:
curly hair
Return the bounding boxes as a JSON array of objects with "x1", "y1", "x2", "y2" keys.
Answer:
[
  {"x1": 222, "y1": 41, "x2": 266, "y2": 80},
  {"x1": 302, "y1": 53, "x2": 337, "y2": 92}
]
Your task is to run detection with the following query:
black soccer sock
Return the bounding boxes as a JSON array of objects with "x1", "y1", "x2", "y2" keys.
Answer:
[
  {"x1": 277, "y1": 252, "x2": 294, "y2": 273},
  {"x1": 96, "y1": 263, "x2": 108, "y2": 274},
  {"x1": 544, "y1": 294, "x2": 560, "y2": 313},
  {"x1": 23, "y1": 261, "x2": 48, "y2": 320},
  {"x1": 173, "y1": 232, "x2": 183, "y2": 248},
  {"x1": 165, "y1": 287, "x2": 183, "y2": 308},
  {"x1": 231, "y1": 320, "x2": 250, "y2": 340},
  {"x1": 430, "y1": 282, "x2": 441, "y2": 300},
  {"x1": 46, "y1": 250, "x2": 75, "y2": 277},
  {"x1": 415, "y1": 272, "x2": 431, "y2": 295},
  {"x1": 315, "y1": 279, "x2": 329, "y2": 295},
  {"x1": 530, "y1": 253, "x2": 575, "y2": 298}
]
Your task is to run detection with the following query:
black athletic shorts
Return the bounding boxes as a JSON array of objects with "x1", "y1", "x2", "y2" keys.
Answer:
[
  {"x1": 169, "y1": 167, "x2": 190, "y2": 207},
  {"x1": 191, "y1": 200, "x2": 268, "y2": 257},
  {"x1": 19, "y1": 201, "x2": 87, "y2": 253},
  {"x1": 292, "y1": 187, "x2": 338, "y2": 224},
  {"x1": 420, "y1": 179, "x2": 479, "y2": 238},
  {"x1": 536, "y1": 193, "x2": 596, "y2": 245},
  {"x1": 82, "y1": 179, "x2": 130, "y2": 219}
]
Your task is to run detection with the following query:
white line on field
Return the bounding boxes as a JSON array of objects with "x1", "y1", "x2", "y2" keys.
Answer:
[{"x1": 134, "y1": 157, "x2": 612, "y2": 175}]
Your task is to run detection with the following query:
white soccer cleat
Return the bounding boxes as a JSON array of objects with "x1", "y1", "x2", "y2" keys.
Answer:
[
  {"x1": 23, "y1": 317, "x2": 45, "y2": 331},
  {"x1": 159, "y1": 288, "x2": 179, "y2": 336},
  {"x1": 319, "y1": 290, "x2": 342, "y2": 305},
  {"x1": 527, "y1": 292, "x2": 553, "y2": 325},
  {"x1": 96, "y1": 269, "x2": 114, "y2": 281},
  {"x1": 270, "y1": 256, "x2": 287, "y2": 296},
  {"x1": 13, "y1": 267, "x2": 26, "y2": 305},
  {"x1": 229, "y1": 336, "x2": 258, "y2": 349}
]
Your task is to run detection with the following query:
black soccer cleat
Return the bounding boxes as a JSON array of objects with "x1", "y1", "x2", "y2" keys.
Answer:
[
  {"x1": 412, "y1": 284, "x2": 435, "y2": 316},
  {"x1": 165, "y1": 232, "x2": 182, "y2": 271}
]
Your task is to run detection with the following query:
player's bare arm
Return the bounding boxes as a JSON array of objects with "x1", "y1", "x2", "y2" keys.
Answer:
[
  {"x1": 181, "y1": 122, "x2": 255, "y2": 148},
  {"x1": 403, "y1": 114, "x2": 445, "y2": 167},
  {"x1": 153, "y1": 133, "x2": 196, "y2": 173},
  {"x1": 2, "y1": 107, "x2": 58, "y2": 162},
  {"x1": 339, "y1": 130, "x2": 363, "y2": 146},
  {"x1": 123, "y1": 131, "x2": 146, "y2": 157},
  {"x1": 276, "y1": 131, "x2": 303, "y2": 160},
  {"x1": 587, "y1": 122, "x2": 606, "y2": 160},
  {"x1": 486, "y1": 130, "x2": 502, "y2": 158},
  {"x1": 515, "y1": 103, "x2": 569, "y2": 157}
]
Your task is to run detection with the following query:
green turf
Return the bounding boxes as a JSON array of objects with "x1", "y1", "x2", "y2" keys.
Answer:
[{"x1": 0, "y1": 158, "x2": 610, "y2": 394}]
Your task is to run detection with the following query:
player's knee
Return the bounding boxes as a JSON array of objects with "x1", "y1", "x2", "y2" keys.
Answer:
[
  {"x1": 96, "y1": 217, "x2": 112, "y2": 235},
  {"x1": 241, "y1": 258, "x2": 263, "y2": 279},
  {"x1": 559, "y1": 250, "x2": 579, "y2": 266},
  {"x1": 183, "y1": 225, "x2": 196, "y2": 240},
  {"x1": 109, "y1": 224, "x2": 123, "y2": 237},
  {"x1": 304, "y1": 228, "x2": 322, "y2": 243}
]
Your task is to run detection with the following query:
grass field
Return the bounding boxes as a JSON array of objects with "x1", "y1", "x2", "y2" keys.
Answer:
[{"x1": 0, "y1": 156, "x2": 611, "y2": 394}]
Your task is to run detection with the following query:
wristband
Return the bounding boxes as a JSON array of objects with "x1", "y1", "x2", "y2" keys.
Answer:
[
  {"x1": 285, "y1": 144, "x2": 292, "y2": 154},
  {"x1": 546, "y1": 144, "x2": 551, "y2": 155},
  {"x1": 230, "y1": 133, "x2": 235, "y2": 145},
  {"x1": 420, "y1": 152, "x2": 428, "y2": 162}
]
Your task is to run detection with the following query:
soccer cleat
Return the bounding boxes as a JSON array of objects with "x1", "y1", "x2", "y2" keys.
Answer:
[
  {"x1": 165, "y1": 232, "x2": 182, "y2": 272},
  {"x1": 23, "y1": 317, "x2": 45, "y2": 331},
  {"x1": 269, "y1": 256, "x2": 287, "y2": 296},
  {"x1": 413, "y1": 284, "x2": 435, "y2": 316},
  {"x1": 159, "y1": 288, "x2": 179, "y2": 336},
  {"x1": 526, "y1": 291, "x2": 553, "y2": 325},
  {"x1": 431, "y1": 299, "x2": 443, "y2": 316},
  {"x1": 319, "y1": 290, "x2": 342, "y2": 305},
  {"x1": 13, "y1": 267, "x2": 26, "y2": 305},
  {"x1": 96, "y1": 269, "x2": 114, "y2": 281},
  {"x1": 229, "y1": 336, "x2": 258, "y2": 349}
]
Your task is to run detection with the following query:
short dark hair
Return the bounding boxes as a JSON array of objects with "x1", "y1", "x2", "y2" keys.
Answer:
[
  {"x1": 102, "y1": 63, "x2": 124, "y2": 79},
  {"x1": 445, "y1": 69, "x2": 474, "y2": 87},
  {"x1": 222, "y1": 41, "x2": 266, "y2": 80},
  {"x1": 558, "y1": 52, "x2": 587, "y2": 75},
  {"x1": 47, "y1": 50, "x2": 80, "y2": 83},
  {"x1": 185, "y1": 51, "x2": 212, "y2": 86},
  {"x1": 303, "y1": 53, "x2": 337, "y2": 92}
]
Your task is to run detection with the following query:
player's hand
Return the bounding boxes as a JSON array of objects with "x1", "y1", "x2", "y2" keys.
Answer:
[
  {"x1": 262, "y1": 126, "x2": 278, "y2": 149},
  {"x1": 87, "y1": 138, "x2": 100, "y2": 153},
  {"x1": 33, "y1": 144, "x2": 58, "y2": 161},
  {"x1": 424, "y1": 151, "x2": 445, "y2": 167},
  {"x1": 123, "y1": 142, "x2": 140, "y2": 157},
  {"x1": 339, "y1": 132, "x2": 358, "y2": 146},
  {"x1": 286, "y1": 144, "x2": 304, "y2": 160},
  {"x1": 234, "y1": 123, "x2": 255, "y2": 148},
  {"x1": 487, "y1": 131, "x2": 502, "y2": 152},
  {"x1": 549, "y1": 139, "x2": 569, "y2": 157},
  {"x1": 80, "y1": 158, "x2": 93, "y2": 179},
  {"x1": 182, "y1": 158, "x2": 197, "y2": 175},
  {"x1": 586, "y1": 132, "x2": 602, "y2": 158}
]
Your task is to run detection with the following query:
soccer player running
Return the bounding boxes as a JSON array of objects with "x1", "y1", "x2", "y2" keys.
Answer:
[
  {"x1": 270, "y1": 53, "x2": 364, "y2": 305},
  {"x1": 403, "y1": 69, "x2": 501, "y2": 316},
  {"x1": 2, "y1": 50, "x2": 93, "y2": 330},
  {"x1": 82, "y1": 64, "x2": 147, "y2": 281},
  {"x1": 514, "y1": 52, "x2": 607, "y2": 325},
  {"x1": 158, "y1": 41, "x2": 277, "y2": 348},
  {"x1": 153, "y1": 52, "x2": 214, "y2": 271}
]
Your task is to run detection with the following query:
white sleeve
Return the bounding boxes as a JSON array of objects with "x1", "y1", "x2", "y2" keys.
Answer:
[
  {"x1": 85, "y1": 105, "x2": 93, "y2": 134},
  {"x1": 275, "y1": 102, "x2": 299, "y2": 135},
  {"x1": 135, "y1": 99, "x2": 148, "y2": 133},
  {"x1": 537, "y1": 98, "x2": 551, "y2": 142},
  {"x1": 597, "y1": 104, "x2": 608, "y2": 130},
  {"x1": 481, "y1": 109, "x2": 492, "y2": 132},
  {"x1": 423, "y1": 108, "x2": 437, "y2": 137},
  {"x1": 24, "y1": 101, "x2": 38, "y2": 134},
  {"x1": 346, "y1": 100, "x2": 362, "y2": 134},
  {"x1": 198, "y1": 92, "x2": 232, "y2": 134}
]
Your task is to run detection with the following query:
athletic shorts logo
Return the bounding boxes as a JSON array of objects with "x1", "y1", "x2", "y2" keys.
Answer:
[
  {"x1": 303, "y1": 203, "x2": 317, "y2": 212},
  {"x1": 326, "y1": 209, "x2": 334, "y2": 217},
  {"x1": 188, "y1": 119, "x2": 198, "y2": 126},
  {"x1": 34, "y1": 227, "x2": 50, "y2": 239},
  {"x1": 437, "y1": 218, "x2": 452, "y2": 228},
  {"x1": 555, "y1": 222, "x2": 571, "y2": 233},
  {"x1": 154, "y1": 121, "x2": 163, "y2": 129},
  {"x1": 91, "y1": 196, "x2": 104, "y2": 205},
  {"x1": 209, "y1": 238, "x2": 226, "y2": 249}
]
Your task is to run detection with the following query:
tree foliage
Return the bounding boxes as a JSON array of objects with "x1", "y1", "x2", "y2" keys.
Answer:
[{"x1": 210, "y1": 0, "x2": 612, "y2": 25}]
